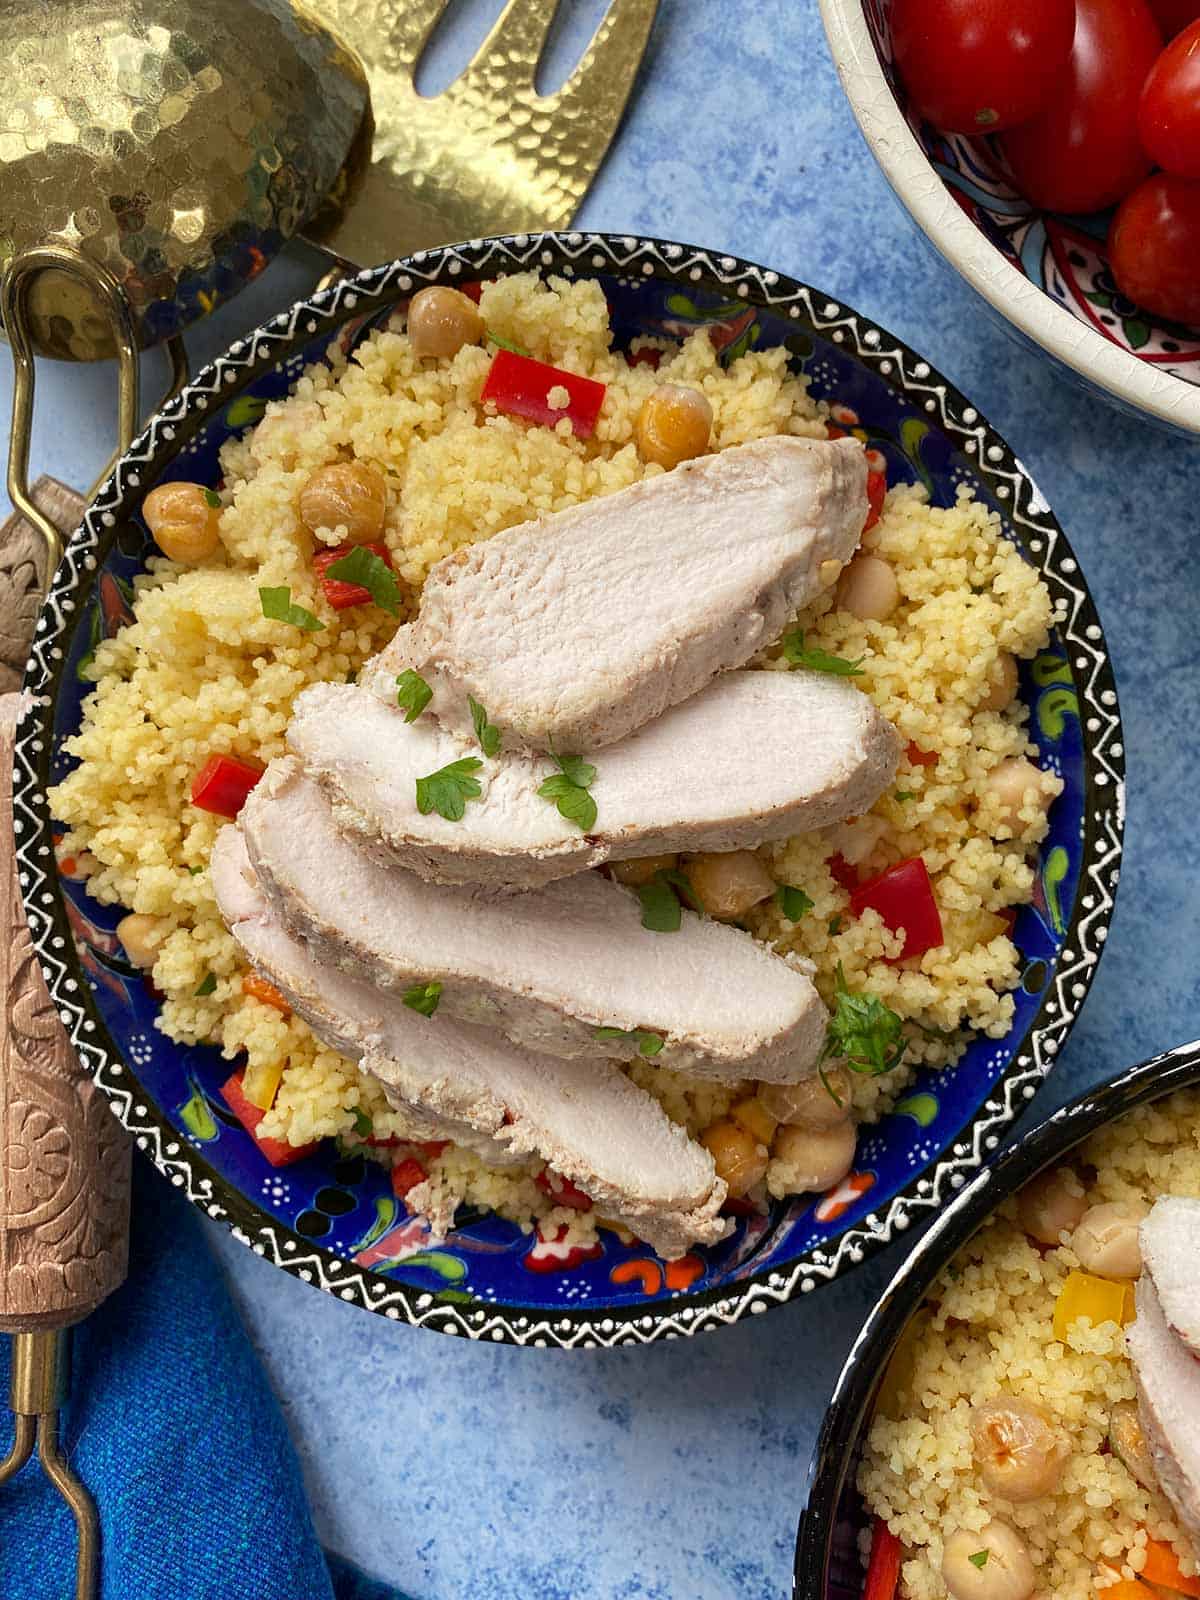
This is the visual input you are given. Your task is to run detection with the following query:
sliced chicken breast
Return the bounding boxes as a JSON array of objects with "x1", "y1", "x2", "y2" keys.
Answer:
[
  {"x1": 211, "y1": 827, "x2": 728, "y2": 1257},
  {"x1": 1128, "y1": 1273, "x2": 1200, "y2": 1545},
  {"x1": 288, "y1": 669, "x2": 900, "y2": 891},
  {"x1": 239, "y1": 760, "x2": 828, "y2": 1084},
  {"x1": 1141, "y1": 1196, "x2": 1200, "y2": 1357},
  {"x1": 364, "y1": 434, "x2": 869, "y2": 752}
]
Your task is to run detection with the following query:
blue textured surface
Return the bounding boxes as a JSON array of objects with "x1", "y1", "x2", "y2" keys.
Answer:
[{"x1": 3, "y1": 2, "x2": 1197, "y2": 1597}]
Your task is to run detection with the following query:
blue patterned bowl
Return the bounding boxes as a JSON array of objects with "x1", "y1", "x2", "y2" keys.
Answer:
[
  {"x1": 794, "y1": 1039, "x2": 1200, "y2": 1598},
  {"x1": 820, "y1": 0, "x2": 1200, "y2": 435},
  {"x1": 15, "y1": 232, "x2": 1124, "y2": 1349}
]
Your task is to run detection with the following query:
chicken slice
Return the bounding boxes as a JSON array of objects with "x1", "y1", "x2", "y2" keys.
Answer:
[
  {"x1": 1128, "y1": 1272, "x2": 1200, "y2": 1546},
  {"x1": 363, "y1": 434, "x2": 869, "y2": 752},
  {"x1": 211, "y1": 828, "x2": 728, "y2": 1257},
  {"x1": 1141, "y1": 1196, "x2": 1200, "y2": 1357},
  {"x1": 239, "y1": 759, "x2": 828, "y2": 1084},
  {"x1": 288, "y1": 669, "x2": 900, "y2": 891}
]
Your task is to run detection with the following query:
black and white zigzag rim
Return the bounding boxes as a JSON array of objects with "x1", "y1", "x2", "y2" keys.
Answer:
[{"x1": 13, "y1": 232, "x2": 1125, "y2": 1349}]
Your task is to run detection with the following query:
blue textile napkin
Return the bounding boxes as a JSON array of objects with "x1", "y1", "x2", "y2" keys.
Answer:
[{"x1": 1, "y1": 1156, "x2": 409, "y2": 1600}]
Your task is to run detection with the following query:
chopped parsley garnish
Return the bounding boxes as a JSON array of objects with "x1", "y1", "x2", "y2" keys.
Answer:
[
  {"x1": 259, "y1": 585, "x2": 324, "y2": 632},
  {"x1": 415, "y1": 758, "x2": 483, "y2": 822},
  {"x1": 828, "y1": 916, "x2": 843, "y2": 935},
  {"x1": 324, "y1": 545, "x2": 402, "y2": 615},
  {"x1": 351, "y1": 1107, "x2": 372, "y2": 1137},
  {"x1": 188, "y1": 864, "x2": 204, "y2": 876},
  {"x1": 636, "y1": 877, "x2": 682, "y2": 933},
  {"x1": 402, "y1": 981, "x2": 442, "y2": 1017},
  {"x1": 203, "y1": 487, "x2": 221, "y2": 509},
  {"x1": 776, "y1": 884, "x2": 814, "y2": 922},
  {"x1": 781, "y1": 628, "x2": 864, "y2": 677},
  {"x1": 629, "y1": 868, "x2": 701, "y2": 933},
  {"x1": 486, "y1": 330, "x2": 531, "y2": 356},
  {"x1": 469, "y1": 696, "x2": 502, "y2": 758},
  {"x1": 537, "y1": 752, "x2": 597, "y2": 832},
  {"x1": 895, "y1": 791, "x2": 917, "y2": 803},
  {"x1": 195, "y1": 972, "x2": 217, "y2": 996},
  {"x1": 968, "y1": 1551, "x2": 989, "y2": 1571},
  {"x1": 593, "y1": 1025, "x2": 664, "y2": 1058},
  {"x1": 824, "y1": 963, "x2": 906, "y2": 1077},
  {"x1": 396, "y1": 670, "x2": 432, "y2": 723},
  {"x1": 818, "y1": 1066, "x2": 846, "y2": 1109}
]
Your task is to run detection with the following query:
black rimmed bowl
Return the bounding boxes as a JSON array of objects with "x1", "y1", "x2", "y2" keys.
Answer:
[
  {"x1": 794, "y1": 1039, "x2": 1200, "y2": 1597},
  {"x1": 14, "y1": 230, "x2": 1124, "y2": 1349}
]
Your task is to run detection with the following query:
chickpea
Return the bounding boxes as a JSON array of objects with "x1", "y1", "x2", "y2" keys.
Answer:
[
  {"x1": 1071, "y1": 1200, "x2": 1149, "y2": 1279},
  {"x1": 983, "y1": 758, "x2": 1053, "y2": 836},
  {"x1": 299, "y1": 461, "x2": 388, "y2": 544},
  {"x1": 980, "y1": 654, "x2": 1019, "y2": 714},
  {"x1": 1109, "y1": 1400, "x2": 1159, "y2": 1492},
  {"x1": 1017, "y1": 1169, "x2": 1087, "y2": 1246},
  {"x1": 682, "y1": 850, "x2": 775, "y2": 921},
  {"x1": 835, "y1": 554, "x2": 900, "y2": 622},
  {"x1": 141, "y1": 481, "x2": 222, "y2": 564},
  {"x1": 942, "y1": 1523, "x2": 1036, "y2": 1600},
  {"x1": 971, "y1": 1395, "x2": 1071, "y2": 1502},
  {"x1": 730, "y1": 1094, "x2": 778, "y2": 1147},
  {"x1": 760, "y1": 1067, "x2": 853, "y2": 1128},
  {"x1": 635, "y1": 384, "x2": 713, "y2": 470},
  {"x1": 116, "y1": 912, "x2": 167, "y2": 970},
  {"x1": 700, "y1": 1120, "x2": 768, "y2": 1199},
  {"x1": 609, "y1": 853, "x2": 679, "y2": 888},
  {"x1": 406, "y1": 285, "x2": 484, "y2": 360},
  {"x1": 771, "y1": 1119, "x2": 857, "y2": 1192}
]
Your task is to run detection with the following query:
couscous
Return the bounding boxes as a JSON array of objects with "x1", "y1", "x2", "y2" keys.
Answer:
[
  {"x1": 50, "y1": 270, "x2": 1062, "y2": 1250},
  {"x1": 858, "y1": 1090, "x2": 1200, "y2": 1600}
]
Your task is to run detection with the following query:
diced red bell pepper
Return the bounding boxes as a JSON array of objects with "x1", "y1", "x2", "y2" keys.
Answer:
[
  {"x1": 191, "y1": 753, "x2": 265, "y2": 819},
  {"x1": 628, "y1": 346, "x2": 662, "y2": 369},
  {"x1": 535, "y1": 1167, "x2": 594, "y2": 1212},
  {"x1": 419, "y1": 1140, "x2": 449, "y2": 1159},
  {"x1": 365, "y1": 1134, "x2": 403, "y2": 1149},
  {"x1": 829, "y1": 852, "x2": 861, "y2": 894},
  {"x1": 862, "y1": 1517, "x2": 902, "y2": 1600},
  {"x1": 391, "y1": 1156, "x2": 428, "y2": 1199},
  {"x1": 458, "y1": 280, "x2": 483, "y2": 303},
  {"x1": 864, "y1": 470, "x2": 887, "y2": 533},
  {"x1": 221, "y1": 1071, "x2": 317, "y2": 1168},
  {"x1": 905, "y1": 741, "x2": 938, "y2": 769},
  {"x1": 480, "y1": 349, "x2": 606, "y2": 438},
  {"x1": 312, "y1": 540, "x2": 395, "y2": 611},
  {"x1": 849, "y1": 857, "x2": 944, "y2": 962},
  {"x1": 722, "y1": 1196, "x2": 760, "y2": 1218}
]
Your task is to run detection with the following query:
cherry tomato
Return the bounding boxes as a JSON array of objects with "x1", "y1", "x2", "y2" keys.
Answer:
[
  {"x1": 1140, "y1": 20, "x2": 1200, "y2": 177},
  {"x1": 1000, "y1": 0, "x2": 1162, "y2": 215},
  {"x1": 1109, "y1": 172, "x2": 1200, "y2": 323},
  {"x1": 1148, "y1": 0, "x2": 1200, "y2": 37},
  {"x1": 891, "y1": 0, "x2": 1076, "y2": 134}
]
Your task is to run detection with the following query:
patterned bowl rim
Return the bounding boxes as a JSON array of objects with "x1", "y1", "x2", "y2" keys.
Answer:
[
  {"x1": 13, "y1": 229, "x2": 1125, "y2": 1350},
  {"x1": 793, "y1": 1038, "x2": 1200, "y2": 1596},
  {"x1": 818, "y1": 0, "x2": 1200, "y2": 437}
]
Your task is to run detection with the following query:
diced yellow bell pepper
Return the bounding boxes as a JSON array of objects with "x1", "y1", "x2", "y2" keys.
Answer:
[
  {"x1": 731, "y1": 1095, "x2": 778, "y2": 1147},
  {"x1": 1053, "y1": 1270, "x2": 1136, "y2": 1342},
  {"x1": 242, "y1": 1055, "x2": 286, "y2": 1112}
]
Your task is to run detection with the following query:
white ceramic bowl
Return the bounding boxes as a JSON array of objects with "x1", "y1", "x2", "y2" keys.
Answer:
[{"x1": 820, "y1": 0, "x2": 1200, "y2": 435}]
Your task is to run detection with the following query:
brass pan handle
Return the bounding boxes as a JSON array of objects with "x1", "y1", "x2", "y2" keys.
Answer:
[{"x1": 1, "y1": 244, "x2": 142, "y2": 593}]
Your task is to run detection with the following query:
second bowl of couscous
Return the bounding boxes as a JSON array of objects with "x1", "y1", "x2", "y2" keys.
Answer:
[
  {"x1": 15, "y1": 232, "x2": 1123, "y2": 1346},
  {"x1": 796, "y1": 1040, "x2": 1200, "y2": 1599}
]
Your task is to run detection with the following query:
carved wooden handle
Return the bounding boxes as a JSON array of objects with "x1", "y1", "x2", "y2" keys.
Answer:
[{"x1": 0, "y1": 479, "x2": 131, "y2": 1334}]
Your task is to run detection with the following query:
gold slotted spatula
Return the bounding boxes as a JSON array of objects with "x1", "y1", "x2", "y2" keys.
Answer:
[{"x1": 302, "y1": 0, "x2": 660, "y2": 266}]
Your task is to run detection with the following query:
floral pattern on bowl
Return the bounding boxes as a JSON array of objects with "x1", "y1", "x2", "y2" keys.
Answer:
[{"x1": 14, "y1": 232, "x2": 1124, "y2": 1348}]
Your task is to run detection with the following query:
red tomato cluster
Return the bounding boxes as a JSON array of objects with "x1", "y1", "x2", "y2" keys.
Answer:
[{"x1": 892, "y1": 0, "x2": 1200, "y2": 324}]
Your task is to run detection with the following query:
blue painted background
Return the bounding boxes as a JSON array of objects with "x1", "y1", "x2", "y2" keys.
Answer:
[{"x1": 4, "y1": 2, "x2": 1197, "y2": 1596}]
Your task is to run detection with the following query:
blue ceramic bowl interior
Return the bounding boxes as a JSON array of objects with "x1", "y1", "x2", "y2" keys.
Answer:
[{"x1": 21, "y1": 234, "x2": 1123, "y2": 1346}]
